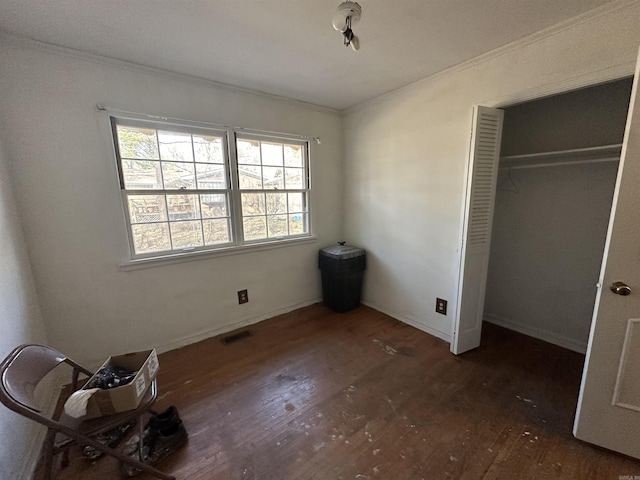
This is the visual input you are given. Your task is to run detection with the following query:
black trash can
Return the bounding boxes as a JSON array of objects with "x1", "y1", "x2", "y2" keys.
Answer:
[{"x1": 318, "y1": 242, "x2": 366, "y2": 313}]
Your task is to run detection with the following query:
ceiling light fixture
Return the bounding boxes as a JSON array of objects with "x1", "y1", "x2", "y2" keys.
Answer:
[{"x1": 332, "y1": 1, "x2": 361, "y2": 51}]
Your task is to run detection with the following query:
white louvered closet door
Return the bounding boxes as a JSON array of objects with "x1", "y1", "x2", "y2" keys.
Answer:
[{"x1": 452, "y1": 106, "x2": 504, "y2": 355}]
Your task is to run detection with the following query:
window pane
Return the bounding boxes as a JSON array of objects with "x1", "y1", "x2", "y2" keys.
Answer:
[
  {"x1": 266, "y1": 192, "x2": 287, "y2": 214},
  {"x1": 117, "y1": 126, "x2": 159, "y2": 160},
  {"x1": 289, "y1": 213, "x2": 307, "y2": 235},
  {"x1": 115, "y1": 119, "x2": 310, "y2": 257},
  {"x1": 132, "y1": 223, "x2": 171, "y2": 254},
  {"x1": 170, "y1": 221, "x2": 203, "y2": 249},
  {"x1": 167, "y1": 194, "x2": 201, "y2": 221},
  {"x1": 241, "y1": 193, "x2": 265, "y2": 215},
  {"x1": 158, "y1": 131, "x2": 194, "y2": 162},
  {"x1": 162, "y1": 162, "x2": 196, "y2": 189},
  {"x1": 121, "y1": 160, "x2": 162, "y2": 190},
  {"x1": 243, "y1": 216, "x2": 267, "y2": 241},
  {"x1": 239, "y1": 165, "x2": 263, "y2": 189},
  {"x1": 196, "y1": 164, "x2": 227, "y2": 189},
  {"x1": 288, "y1": 193, "x2": 305, "y2": 213},
  {"x1": 284, "y1": 144, "x2": 303, "y2": 167},
  {"x1": 267, "y1": 215, "x2": 288, "y2": 237},
  {"x1": 284, "y1": 167, "x2": 303, "y2": 189},
  {"x1": 237, "y1": 139, "x2": 260, "y2": 165},
  {"x1": 127, "y1": 195, "x2": 167, "y2": 223},
  {"x1": 203, "y1": 218, "x2": 230, "y2": 245},
  {"x1": 261, "y1": 142, "x2": 283, "y2": 166},
  {"x1": 194, "y1": 135, "x2": 224, "y2": 164},
  {"x1": 200, "y1": 194, "x2": 228, "y2": 219},
  {"x1": 262, "y1": 167, "x2": 284, "y2": 189}
]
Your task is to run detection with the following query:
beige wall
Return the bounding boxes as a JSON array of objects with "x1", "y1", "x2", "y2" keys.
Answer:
[
  {"x1": 486, "y1": 161, "x2": 618, "y2": 352},
  {"x1": 0, "y1": 136, "x2": 50, "y2": 478},
  {"x1": 342, "y1": 2, "x2": 640, "y2": 341},
  {"x1": 0, "y1": 39, "x2": 343, "y2": 366}
]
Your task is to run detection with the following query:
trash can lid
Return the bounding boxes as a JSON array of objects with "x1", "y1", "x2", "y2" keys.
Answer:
[{"x1": 319, "y1": 243, "x2": 365, "y2": 260}]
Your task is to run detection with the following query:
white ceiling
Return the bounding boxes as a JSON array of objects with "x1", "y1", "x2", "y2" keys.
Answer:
[{"x1": 0, "y1": 0, "x2": 615, "y2": 110}]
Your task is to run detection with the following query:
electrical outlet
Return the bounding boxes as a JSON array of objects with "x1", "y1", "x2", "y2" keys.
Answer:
[
  {"x1": 238, "y1": 289, "x2": 249, "y2": 304},
  {"x1": 436, "y1": 298, "x2": 447, "y2": 315}
]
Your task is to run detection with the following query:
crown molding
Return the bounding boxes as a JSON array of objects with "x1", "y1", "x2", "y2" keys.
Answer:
[
  {"x1": 343, "y1": 0, "x2": 638, "y2": 116},
  {"x1": 0, "y1": 30, "x2": 340, "y2": 116}
]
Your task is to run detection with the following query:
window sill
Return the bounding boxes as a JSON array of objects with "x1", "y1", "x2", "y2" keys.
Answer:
[{"x1": 118, "y1": 236, "x2": 319, "y2": 271}]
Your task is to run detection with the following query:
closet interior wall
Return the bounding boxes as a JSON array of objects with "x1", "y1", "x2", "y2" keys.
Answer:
[{"x1": 484, "y1": 78, "x2": 633, "y2": 353}]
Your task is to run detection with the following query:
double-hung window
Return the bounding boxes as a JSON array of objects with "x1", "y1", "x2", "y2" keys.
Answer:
[{"x1": 111, "y1": 116, "x2": 310, "y2": 260}]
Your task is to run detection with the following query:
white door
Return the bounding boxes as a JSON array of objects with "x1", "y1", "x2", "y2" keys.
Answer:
[
  {"x1": 573, "y1": 51, "x2": 640, "y2": 458},
  {"x1": 452, "y1": 106, "x2": 504, "y2": 355}
]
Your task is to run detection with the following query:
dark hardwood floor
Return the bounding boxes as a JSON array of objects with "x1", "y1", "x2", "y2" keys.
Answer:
[{"x1": 37, "y1": 303, "x2": 640, "y2": 479}]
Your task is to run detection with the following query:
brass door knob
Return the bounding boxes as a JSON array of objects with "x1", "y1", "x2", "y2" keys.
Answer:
[{"x1": 610, "y1": 282, "x2": 631, "y2": 296}]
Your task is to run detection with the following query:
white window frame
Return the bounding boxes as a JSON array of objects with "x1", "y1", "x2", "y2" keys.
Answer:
[
  {"x1": 110, "y1": 115, "x2": 312, "y2": 265},
  {"x1": 233, "y1": 132, "x2": 311, "y2": 245}
]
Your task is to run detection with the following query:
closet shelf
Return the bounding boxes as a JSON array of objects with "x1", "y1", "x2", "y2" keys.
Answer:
[{"x1": 500, "y1": 144, "x2": 622, "y2": 169}]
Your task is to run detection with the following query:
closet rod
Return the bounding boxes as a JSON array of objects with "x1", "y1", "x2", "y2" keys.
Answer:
[
  {"x1": 499, "y1": 157, "x2": 619, "y2": 170},
  {"x1": 500, "y1": 143, "x2": 622, "y2": 170}
]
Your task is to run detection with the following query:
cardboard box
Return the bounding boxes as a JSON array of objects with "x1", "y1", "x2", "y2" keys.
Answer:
[{"x1": 82, "y1": 349, "x2": 159, "y2": 419}]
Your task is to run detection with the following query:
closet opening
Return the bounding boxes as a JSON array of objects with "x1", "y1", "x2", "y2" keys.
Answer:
[{"x1": 483, "y1": 77, "x2": 633, "y2": 354}]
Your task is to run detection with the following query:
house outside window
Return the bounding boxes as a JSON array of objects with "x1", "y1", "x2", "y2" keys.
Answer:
[{"x1": 111, "y1": 117, "x2": 311, "y2": 260}]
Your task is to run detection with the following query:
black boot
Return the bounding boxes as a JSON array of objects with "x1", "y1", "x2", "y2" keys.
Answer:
[
  {"x1": 121, "y1": 407, "x2": 188, "y2": 477},
  {"x1": 147, "y1": 405, "x2": 181, "y2": 431}
]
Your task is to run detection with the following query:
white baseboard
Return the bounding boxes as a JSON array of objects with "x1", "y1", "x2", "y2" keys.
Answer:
[
  {"x1": 361, "y1": 301, "x2": 451, "y2": 344},
  {"x1": 484, "y1": 313, "x2": 587, "y2": 354},
  {"x1": 155, "y1": 298, "x2": 322, "y2": 355}
]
